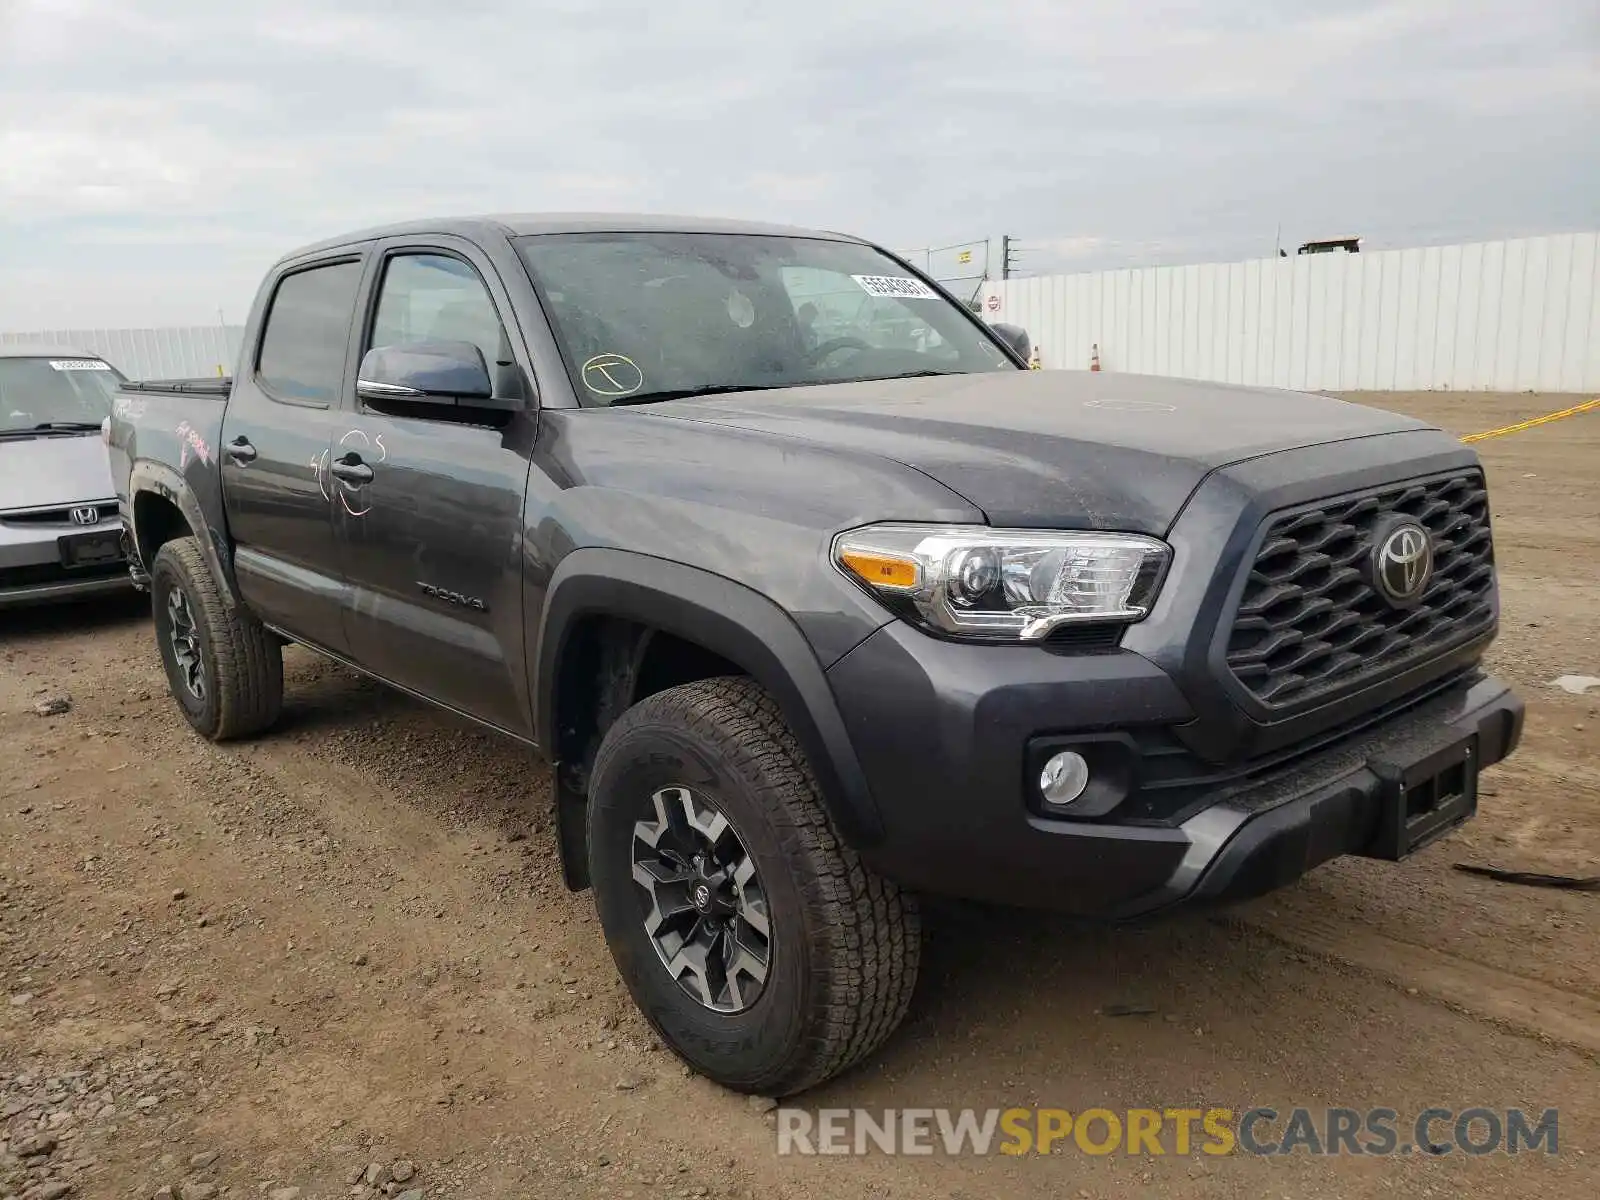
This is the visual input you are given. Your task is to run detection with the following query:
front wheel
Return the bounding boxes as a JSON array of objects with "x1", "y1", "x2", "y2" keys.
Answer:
[
  {"x1": 587, "y1": 676, "x2": 920, "y2": 1095},
  {"x1": 150, "y1": 536, "x2": 283, "y2": 741}
]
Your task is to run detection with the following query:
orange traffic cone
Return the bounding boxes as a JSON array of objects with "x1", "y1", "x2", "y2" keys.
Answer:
[{"x1": 1090, "y1": 344, "x2": 1101, "y2": 372}]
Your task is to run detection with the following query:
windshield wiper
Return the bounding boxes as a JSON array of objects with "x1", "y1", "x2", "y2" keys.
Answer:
[
  {"x1": 17, "y1": 421, "x2": 104, "y2": 433},
  {"x1": 835, "y1": 369, "x2": 968, "y2": 383},
  {"x1": 607, "y1": 383, "x2": 797, "y2": 407},
  {"x1": 0, "y1": 423, "x2": 94, "y2": 440},
  {"x1": 606, "y1": 370, "x2": 969, "y2": 407}
]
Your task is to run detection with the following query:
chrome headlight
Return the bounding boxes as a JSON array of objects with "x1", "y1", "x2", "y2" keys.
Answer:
[{"x1": 833, "y1": 523, "x2": 1171, "y2": 641}]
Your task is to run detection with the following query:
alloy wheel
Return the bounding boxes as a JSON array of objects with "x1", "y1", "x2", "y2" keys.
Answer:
[
  {"x1": 631, "y1": 786, "x2": 771, "y2": 1013},
  {"x1": 166, "y1": 586, "x2": 206, "y2": 701}
]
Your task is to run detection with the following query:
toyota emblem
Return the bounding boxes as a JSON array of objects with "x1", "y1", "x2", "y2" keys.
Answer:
[
  {"x1": 70, "y1": 506, "x2": 100, "y2": 526},
  {"x1": 1372, "y1": 521, "x2": 1433, "y2": 607}
]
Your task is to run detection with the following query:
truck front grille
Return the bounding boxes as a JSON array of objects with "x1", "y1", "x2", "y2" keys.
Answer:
[{"x1": 1225, "y1": 471, "x2": 1495, "y2": 709}]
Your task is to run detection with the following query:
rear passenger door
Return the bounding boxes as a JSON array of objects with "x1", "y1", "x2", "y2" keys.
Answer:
[
  {"x1": 332, "y1": 240, "x2": 536, "y2": 736},
  {"x1": 221, "y1": 255, "x2": 363, "y2": 653}
]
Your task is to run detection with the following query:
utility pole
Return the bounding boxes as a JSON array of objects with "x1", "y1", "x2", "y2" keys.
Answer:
[{"x1": 1001, "y1": 234, "x2": 1019, "y2": 280}]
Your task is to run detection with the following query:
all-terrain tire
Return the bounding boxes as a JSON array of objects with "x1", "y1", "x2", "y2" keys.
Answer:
[
  {"x1": 587, "y1": 675, "x2": 920, "y2": 1095},
  {"x1": 150, "y1": 536, "x2": 283, "y2": 741}
]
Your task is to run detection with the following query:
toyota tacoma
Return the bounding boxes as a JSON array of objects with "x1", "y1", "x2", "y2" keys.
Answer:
[{"x1": 107, "y1": 214, "x2": 1523, "y2": 1094}]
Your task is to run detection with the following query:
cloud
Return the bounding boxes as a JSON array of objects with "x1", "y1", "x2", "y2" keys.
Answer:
[{"x1": 1, "y1": 0, "x2": 1595, "y2": 325}]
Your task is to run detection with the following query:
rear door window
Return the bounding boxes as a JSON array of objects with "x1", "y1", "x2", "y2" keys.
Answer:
[{"x1": 256, "y1": 261, "x2": 363, "y2": 403}]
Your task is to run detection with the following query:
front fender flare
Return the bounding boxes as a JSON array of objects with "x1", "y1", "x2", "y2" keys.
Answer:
[
  {"x1": 533, "y1": 548, "x2": 886, "y2": 866},
  {"x1": 126, "y1": 458, "x2": 239, "y2": 607}
]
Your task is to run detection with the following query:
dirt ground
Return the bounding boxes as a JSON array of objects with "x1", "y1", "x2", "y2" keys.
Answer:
[{"x1": 3, "y1": 391, "x2": 1597, "y2": 1200}]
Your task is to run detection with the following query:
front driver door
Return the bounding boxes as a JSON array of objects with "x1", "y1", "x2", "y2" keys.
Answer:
[{"x1": 333, "y1": 242, "x2": 536, "y2": 736}]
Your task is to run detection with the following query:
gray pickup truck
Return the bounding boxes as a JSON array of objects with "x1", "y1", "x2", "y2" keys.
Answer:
[{"x1": 108, "y1": 213, "x2": 1523, "y2": 1094}]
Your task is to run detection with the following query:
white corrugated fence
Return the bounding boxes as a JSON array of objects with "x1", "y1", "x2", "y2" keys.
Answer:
[
  {"x1": 0, "y1": 326, "x2": 244, "y2": 380},
  {"x1": 982, "y1": 232, "x2": 1600, "y2": 392},
  {"x1": 9, "y1": 233, "x2": 1600, "y2": 392}
]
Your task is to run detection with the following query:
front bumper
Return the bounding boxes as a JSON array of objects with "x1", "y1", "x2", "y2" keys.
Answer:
[
  {"x1": 1, "y1": 514, "x2": 132, "y2": 608},
  {"x1": 0, "y1": 572, "x2": 135, "y2": 608},
  {"x1": 1113, "y1": 672, "x2": 1521, "y2": 917},
  {"x1": 826, "y1": 621, "x2": 1523, "y2": 916}
]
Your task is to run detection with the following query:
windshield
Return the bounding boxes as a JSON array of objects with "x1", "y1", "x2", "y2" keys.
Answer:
[
  {"x1": 515, "y1": 232, "x2": 1015, "y2": 406},
  {"x1": 0, "y1": 357, "x2": 123, "y2": 433}
]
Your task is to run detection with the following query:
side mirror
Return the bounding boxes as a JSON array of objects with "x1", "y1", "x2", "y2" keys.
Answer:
[
  {"x1": 989, "y1": 322, "x2": 1031, "y2": 363},
  {"x1": 356, "y1": 341, "x2": 519, "y2": 416}
]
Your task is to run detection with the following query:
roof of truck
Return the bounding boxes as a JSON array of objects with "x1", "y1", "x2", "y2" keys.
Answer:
[
  {"x1": 282, "y1": 213, "x2": 862, "y2": 262},
  {"x1": 0, "y1": 343, "x2": 105, "y2": 360}
]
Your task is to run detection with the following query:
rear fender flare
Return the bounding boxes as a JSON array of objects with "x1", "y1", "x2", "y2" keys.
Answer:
[{"x1": 127, "y1": 459, "x2": 239, "y2": 606}]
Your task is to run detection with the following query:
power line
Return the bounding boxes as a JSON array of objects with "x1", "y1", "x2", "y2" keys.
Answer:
[{"x1": 1001, "y1": 234, "x2": 1022, "y2": 280}]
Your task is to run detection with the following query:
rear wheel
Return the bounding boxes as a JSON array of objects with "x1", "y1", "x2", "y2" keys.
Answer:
[
  {"x1": 150, "y1": 537, "x2": 282, "y2": 741},
  {"x1": 587, "y1": 676, "x2": 920, "y2": 1095}
]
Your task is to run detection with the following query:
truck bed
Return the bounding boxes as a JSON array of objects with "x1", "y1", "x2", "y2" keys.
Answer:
[{"x1": 107, "y1": 377, "x2": 236, "y2": 586}]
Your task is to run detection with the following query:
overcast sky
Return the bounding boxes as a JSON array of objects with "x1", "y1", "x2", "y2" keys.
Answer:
[{"x1": 1, "y1": 0, "x2": 1596, "y2": 328}]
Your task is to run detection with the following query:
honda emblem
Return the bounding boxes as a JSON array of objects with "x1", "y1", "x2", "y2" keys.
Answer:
[{"x1": 70, "y1": 506, "x2": 100, "y2": 526}]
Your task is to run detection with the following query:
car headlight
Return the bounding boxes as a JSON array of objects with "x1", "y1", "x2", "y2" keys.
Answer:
[{"x1": 833, "y1": 523, "x2": 1170, "y2": 642}]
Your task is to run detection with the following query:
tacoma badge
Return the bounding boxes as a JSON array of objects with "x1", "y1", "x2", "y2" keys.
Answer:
[{"x1": 416, "y1": 582, "x2": 488, "y2": 611}]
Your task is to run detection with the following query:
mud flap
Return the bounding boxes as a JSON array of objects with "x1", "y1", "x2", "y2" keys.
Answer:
[{"x1": 554, "y1": 760, "x2": 591, "y2": 890}]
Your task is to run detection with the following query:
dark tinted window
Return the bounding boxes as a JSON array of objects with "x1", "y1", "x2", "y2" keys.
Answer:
[{"x1": 257, "y1": 261, "x2": 362, "y2": 403}]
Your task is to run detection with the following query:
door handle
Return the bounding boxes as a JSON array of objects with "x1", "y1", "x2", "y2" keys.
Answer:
[
  {"x1": 226, "y1": 437, "x2": 257, "y2": 463},
  {"x1": 330, "y1": 455, "x2": 374, "y2": 484}
]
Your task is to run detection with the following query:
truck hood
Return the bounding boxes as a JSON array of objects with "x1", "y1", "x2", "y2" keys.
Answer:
[
  {"x1": 653, "y1": 370, "x2": 1431, "y2": 534},
  {"x1": 0, "y1": 433, "x2": 117, "y2": 512}
]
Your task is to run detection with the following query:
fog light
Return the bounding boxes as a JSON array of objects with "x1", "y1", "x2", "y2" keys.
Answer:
[{"x1": 1039, "y1": 750, "x2": 1090, "y2": 807}]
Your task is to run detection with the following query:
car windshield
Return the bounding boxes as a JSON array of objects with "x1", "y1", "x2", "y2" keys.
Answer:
[
  {"x1": 0, "y1": 357, "x2": 123, "y2": 433},
  {"x1": 515, "y1": 232, "x2": 1015, "y2": 406}
]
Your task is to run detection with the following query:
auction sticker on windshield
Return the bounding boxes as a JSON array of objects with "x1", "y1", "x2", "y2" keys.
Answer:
[
  {"x1": 852, "y1": 275, "x2": 939, "y2": 300},
  {"x1": 49, "y1": 359, "x2": 111, "y2": 371}
]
